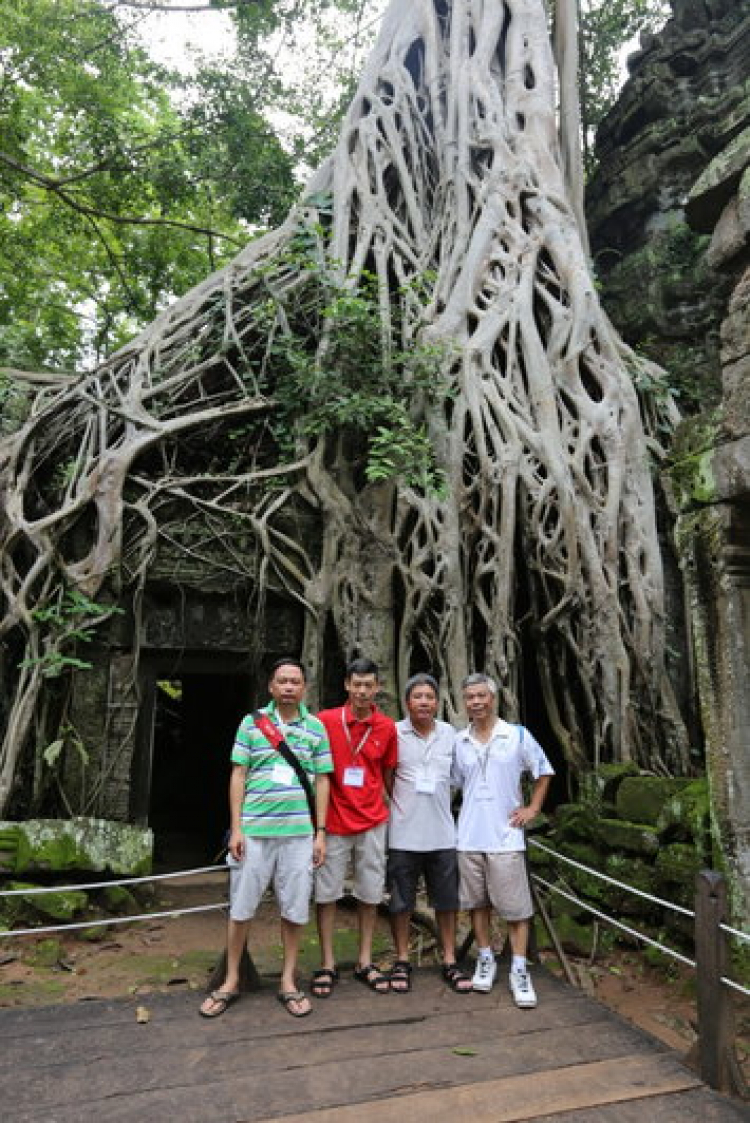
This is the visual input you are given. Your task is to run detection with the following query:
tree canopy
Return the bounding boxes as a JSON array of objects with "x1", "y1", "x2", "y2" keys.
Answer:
[{"x1": 0, "y1": 0, "x2": 690, "y2": 819}]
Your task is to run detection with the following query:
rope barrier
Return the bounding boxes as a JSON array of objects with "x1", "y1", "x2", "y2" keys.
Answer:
[
  {"x1": 720, "y1": 922, "x2": 750, "y2": 945},
  {"x1": 720, "y1": 975, "x2": 750, "y2": 999},
  {"x1": 528, "y1": 838, "x2": 694, "y2": 919},
  {"x1": 0, "y1": 864, "x2": 226, "y2": 898},
  {"x1": 0, "y1": 901, "x2": 227, "y2": 939},
  {"x1": 532, "y1": 873, "x2": 696, "y2": 969}
]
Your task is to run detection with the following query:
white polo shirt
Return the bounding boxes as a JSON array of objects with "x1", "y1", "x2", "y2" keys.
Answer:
[
  {"x1": 452, "y1": 719, "x2": 554, "y2": 853},
  {"x1": 388, "y1": 718, "x2": 457, "y2": 851}
]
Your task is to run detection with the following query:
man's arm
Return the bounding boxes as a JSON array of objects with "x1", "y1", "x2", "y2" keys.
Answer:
[
  {"x1": 509, "y1": 774, "x2": 551, "y2": 828},
  {"x1": 313, "y1": 773, "x2": 330, "y2": 868},
  {"x1": 228, "y1": 763, "x2": 248, "y2": 860}
]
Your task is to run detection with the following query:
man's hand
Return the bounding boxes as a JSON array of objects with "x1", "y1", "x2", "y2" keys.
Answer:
[
  {"x1": 509, "y1": 806, "x2": 539, "y2": 829},
  {"x1": 228, "y1": 828, "x2": 245, "y2": 861},
  {"x1": 313, "y1": 831, "x2": 326, "y2": 868}
]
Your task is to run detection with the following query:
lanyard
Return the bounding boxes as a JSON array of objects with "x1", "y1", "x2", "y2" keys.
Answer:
[
  {"x1": 413, "y1": 725, "x2": 438, "y2": 768},
  {"x1": 469, "y1": 728, "x2": 493, "y2": 783},
  {"x1": 341, "y1": 708, "x2": 372, "y2": 758}
]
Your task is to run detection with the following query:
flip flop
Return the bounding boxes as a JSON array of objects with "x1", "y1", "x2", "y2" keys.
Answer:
[
  {"x1": 277, "y1": 990, "x2": 312, "y2": 1017},
  {"x1": 353, "y1": 963, "x2": 390, "y2": 993},
  {"x1": 199, "y1": 989, "x2": 240, "y2": 1018},
  {"x1": 311, "y1": 967, "x2": 339, "y2": 998}
]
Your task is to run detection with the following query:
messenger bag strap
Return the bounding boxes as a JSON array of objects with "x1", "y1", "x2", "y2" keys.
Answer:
[{"x1": 252, "y1": 710, "x2": 317, "y2": 830}]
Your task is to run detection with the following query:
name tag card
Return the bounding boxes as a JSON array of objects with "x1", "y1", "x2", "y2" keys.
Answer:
[
  {"x1": 476, "y1": 782, "x2": 495, "y2": 801},
  {"x1": 272, "y1": 763, "x2": 294, "y2": 784},
  {"x1": 344, "y1": 766, "x2": 365, "y2": 788},
  {"x1": 416, "y1": 775, "x2": 437, "y2": 794}
]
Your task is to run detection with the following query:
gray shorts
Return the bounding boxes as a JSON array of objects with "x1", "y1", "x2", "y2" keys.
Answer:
[
  {"x1": 228, "y1": 835, "x2": 313, "y2": 926},
  {"x1": 314, "y1": 822, "x2": 388, "y2": 905},
  {"x1": 458, "y1": 851, "x2": 533, "y2": 921}
]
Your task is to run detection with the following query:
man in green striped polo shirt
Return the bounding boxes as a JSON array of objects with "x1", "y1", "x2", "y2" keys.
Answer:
[{"x1": 200, "y1": 658, "x2": 332, "y2": 1019}]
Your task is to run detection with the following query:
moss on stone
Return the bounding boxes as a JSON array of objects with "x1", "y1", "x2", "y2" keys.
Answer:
[
  {"x1": 578, "y1": 763, "x2": 638, "y2": 811},
  {"x1": 26, "y1": 938, "x2": 62, "y2": 968},
  {"x1": 551, "y1": 803, "x2": 599, "y2": 845},
  {"x1": 615, "y1": 776, "x2": 693, "y2": 827},
  {"x1": 101, "y1": 885, "x2": 138, "y2": 912},
  {"x1": 654, "y1": 842, "x2": 703, "y2": 884},
  {"x1": 598, "y1": 818, "x2": 660, "y2": 856},
  {"x1": 0, "y1": 817, "x2": 153, "y2": 875},
  {"x1": 656, "y1": 778, "x2": 712, "y2": 859}
]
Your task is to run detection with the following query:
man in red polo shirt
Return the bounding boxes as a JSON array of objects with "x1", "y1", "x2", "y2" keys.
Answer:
[{"x1": 312, "y1": 657, "x2": 397, "y2": 997}]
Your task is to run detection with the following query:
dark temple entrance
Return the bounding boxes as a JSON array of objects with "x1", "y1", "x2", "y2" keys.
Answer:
[{"x1": 145, "y1": 666, "x2": 252, "y2": 869}]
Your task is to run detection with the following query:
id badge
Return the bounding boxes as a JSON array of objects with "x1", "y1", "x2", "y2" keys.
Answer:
[
  {"x1": 343, "y1": 766, "x2": 365, "y2": 787},
  {"x1": 476, "y1": 783, "x2": 494, "y2": 801},
  {"x1": 416, "y1": 774, "x2": 437, "y2": 794},
  {"x1": 272, "y1": 763, "x2": 294, "y2": 784}
]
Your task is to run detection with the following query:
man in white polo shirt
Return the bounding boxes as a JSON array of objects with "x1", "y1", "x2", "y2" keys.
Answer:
[
  {"x1": 452, "y1": 673, "x2": 554, "y2": 1007},
  {"x1": 387, "y1": 674, "x2": 472, "y2": 994}
]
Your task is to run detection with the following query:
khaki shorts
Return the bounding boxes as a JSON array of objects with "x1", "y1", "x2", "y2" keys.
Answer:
[
  {"x1": 228, "y1": 835, "x2": 313, "y2": 926},
  {"x1": 458, "y1": 851, "x2": 533, "y2": 921},
  {"x1": 314, "y1": 822, "x2": 388, "y2": 905}
]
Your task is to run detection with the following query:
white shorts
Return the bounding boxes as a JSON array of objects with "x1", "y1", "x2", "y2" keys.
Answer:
[
  {"x1": 314, "y1": 822, "x2": 388, "y2": 905},
  {"x1": 458, "y1": 851, "x2": 533, "y2": 921},
  {"x1": 228, "y1": 835, "x2": 313, "y2": 925}
]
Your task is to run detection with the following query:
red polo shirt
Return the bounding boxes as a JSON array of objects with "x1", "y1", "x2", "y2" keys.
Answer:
[{"x1": 317, "y1": 703, "x2": 397, "y2": 835}]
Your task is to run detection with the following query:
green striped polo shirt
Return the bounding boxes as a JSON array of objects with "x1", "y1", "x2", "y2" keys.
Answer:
[{"x1": 231, "y1": 701, "x2": 333, "y2": 838}]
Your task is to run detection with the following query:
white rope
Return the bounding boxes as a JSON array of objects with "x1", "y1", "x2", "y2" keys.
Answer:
[
  {"x1": 0, "y1": 901, "x2": 227, "y2": 939},
  {"x1": 721, "y1": 975, "x2": 750, "y2": 999},
  {"x1": 0, "y1": 864, "x2": 226, "y2": 898},
  {"x1": 532, "y1": 873, "x2": 696, "y2": 968},
  {"x1": 720, "y1": 922, "x2": 750, "y2": 945},
  {"x1": 529, "y1": 838, "x2": 694, "y2": 918}
]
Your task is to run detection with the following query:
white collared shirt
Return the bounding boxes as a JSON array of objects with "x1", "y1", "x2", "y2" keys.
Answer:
[
  {"x1": 452, "y1": 719, "x2": 554, "y2": 852},
  {"x1": 389, "y1": 718, "x2": 457, "y2": 850}
]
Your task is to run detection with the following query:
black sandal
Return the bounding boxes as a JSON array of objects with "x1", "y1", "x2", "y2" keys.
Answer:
[
  {"x1": 353, "y1": 963, "x2": 390, "y2": 993},
  {"x1": 442, "y1": 963, "x2": 472, "y2": 993},
  {"x1": 311, "y1": 967, "x2": 339, "y2": 998},
  {"x1": 389, "y1": 960, "x2": 412, "y2": 993}
]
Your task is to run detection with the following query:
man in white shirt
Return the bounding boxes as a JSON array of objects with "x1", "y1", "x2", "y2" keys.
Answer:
[
  {"x1": 452, "y1": 673, "x2": 554, "y2": 1007},
  {"x1": 386, "y1": 674, "x2": 472, "y2": 994}
]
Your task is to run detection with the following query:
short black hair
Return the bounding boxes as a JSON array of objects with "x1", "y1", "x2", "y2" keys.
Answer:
[
  {"x1": 404, "y1": 673, "x2": 439, "y2": 700},
  {"x1": 346, "y1": 656, "x2": 379, "y2": 679},
  {"x1": 268, "y1": 657, "x2": 306, "y2": 680}
]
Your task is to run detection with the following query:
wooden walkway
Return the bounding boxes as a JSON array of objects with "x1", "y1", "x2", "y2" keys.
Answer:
[{"x1": 0, "y1": 966, "x2": 747, "y2": 1122}]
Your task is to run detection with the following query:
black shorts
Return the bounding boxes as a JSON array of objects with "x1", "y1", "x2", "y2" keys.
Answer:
[{"x1": 387, "y1": 848, "x2": 460, "y2": 913}]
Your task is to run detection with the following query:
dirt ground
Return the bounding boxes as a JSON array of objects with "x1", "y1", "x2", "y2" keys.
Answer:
[{"x1": 1, "y1": 872, "x2": 747, "y2": 1084}]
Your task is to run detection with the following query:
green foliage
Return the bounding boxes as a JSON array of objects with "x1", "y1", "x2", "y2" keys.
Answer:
[
  {"x1": 576, "y1": 0, "x2": 670, "y2": 172},
  {"x1": 18, "y1": 588, "x2": 123, "y2": 678},
  {"x1": 0, "y1": 0, "x2": 296, "y2": 370},
  {"x1": 249, "y1": 238, "x2": 451, "y2": 495}
]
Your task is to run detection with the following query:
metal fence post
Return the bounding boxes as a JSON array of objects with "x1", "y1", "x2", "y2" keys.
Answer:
[{"x1": 694, "y1": 870, "x2": 735, "y2": 1093}]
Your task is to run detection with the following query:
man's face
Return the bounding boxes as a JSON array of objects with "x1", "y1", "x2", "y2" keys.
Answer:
[
  {"x1": 463, "y1": 683, "x2": 496, "y2": 724},
  {"x1": 269, "y1": 664, "x2": 306, "y2": 709},
  {"x1": 345, "y1": 673, "x2": 379, "y2": 710},
  {"x1": 406, "y1": 684, "x2": 438, "y2": 726}
]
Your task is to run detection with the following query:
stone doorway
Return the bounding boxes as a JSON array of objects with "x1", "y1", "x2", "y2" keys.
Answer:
[{"x1": 143, "y1": 664, "x2": 252, "y2": 870}]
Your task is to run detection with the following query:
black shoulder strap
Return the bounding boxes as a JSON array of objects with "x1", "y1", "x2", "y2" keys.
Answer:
[{"x1": 252, "y1": 711, "x2": 317, "y2": 830}]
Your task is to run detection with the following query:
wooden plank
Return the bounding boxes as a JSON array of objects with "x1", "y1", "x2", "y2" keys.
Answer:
[
  {"x1": 531, "y1": 1087, "x2": 750, "y2": 1122},
  {"x1": 0, "y1": 972, "x2": 596, "y2": 1069},
  {"x1": 3, "y1": 1013, "x2": 667, "y2": 1120},
  {"x1": 262, "y1": 1055, "x2": 703, "y2": 1123}
]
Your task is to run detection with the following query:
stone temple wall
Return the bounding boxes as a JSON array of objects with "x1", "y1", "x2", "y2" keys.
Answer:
[
  {"x1": 586, "y1": 0, "x2": 749, "y2": 409},
  {"x1": 586, "y1": 0, "x2": 749, "y2": 921}
]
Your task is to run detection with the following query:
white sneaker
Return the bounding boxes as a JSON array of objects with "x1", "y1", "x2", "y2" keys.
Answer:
[
  {"x1": 509, "y1": 969, "x2": 537, "y2": 1008},
  {"x1": 472, "y1": 956, "x2": 497, "y2": 992}
]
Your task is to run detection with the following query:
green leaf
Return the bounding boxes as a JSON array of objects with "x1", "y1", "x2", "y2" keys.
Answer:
[
  {"x1": 43, "y1": 739, "x2": 64, "y2": 767},
  {"x1": 452, "y1": 1047, "x2": 479, "y2": 1056}
]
